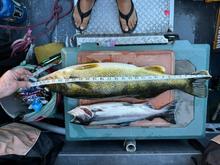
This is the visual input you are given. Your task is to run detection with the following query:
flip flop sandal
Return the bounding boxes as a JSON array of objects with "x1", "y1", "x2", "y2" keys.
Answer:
[
  {"x1": 117, "y1": 0, "x2": 138, "y2": 33},
  {"x1": 72, "y1": 0, "x2": 96, "y2": 32}
]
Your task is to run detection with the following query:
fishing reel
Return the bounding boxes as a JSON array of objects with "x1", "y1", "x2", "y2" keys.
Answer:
[{"x1": 0, "y1": 0, "x2": 27, "y2": 24}]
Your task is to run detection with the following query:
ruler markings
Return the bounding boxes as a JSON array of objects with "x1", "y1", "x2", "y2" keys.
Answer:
[{"x1": 31, "y1": 74, "x2": 211, "y2": 87}]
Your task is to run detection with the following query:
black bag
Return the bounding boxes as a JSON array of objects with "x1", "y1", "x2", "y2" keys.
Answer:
[
  {"x1": 0, "y1": 132, "x2": 64, "y2": 165},
  {"x1": 0, "y1": 31, "x2": 26, "y2": 76},
  {"x1": 202, "y1": 141, "x2": 220, "y2": 165}
]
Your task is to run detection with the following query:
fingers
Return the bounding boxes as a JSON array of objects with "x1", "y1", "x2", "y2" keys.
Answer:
[
  {"x1": 17, "y1": 81, "x2": 32, "y2": 88},
  {"x1": 11, "y1": 67, "x2": 32, "y2": 80},
  {"x1": 14, "y1": 67, "x2": 32, "y2": 76}
]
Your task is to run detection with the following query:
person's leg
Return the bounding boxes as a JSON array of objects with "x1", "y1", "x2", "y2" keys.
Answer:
[
  {"x1": 72, "y1": 0, "x2": 96, "y2": 31},
  {"x1": 116, "y1": 0, "x2": 137, "y2": 33}
]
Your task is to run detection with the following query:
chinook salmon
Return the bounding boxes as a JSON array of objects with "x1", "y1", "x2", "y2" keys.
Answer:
[
  {"x1": 68, "y1": 102, "x2": 176, "y2": 125},
  {"x1": 39, "y1": 62, "x2": 211, "y2": 98}
]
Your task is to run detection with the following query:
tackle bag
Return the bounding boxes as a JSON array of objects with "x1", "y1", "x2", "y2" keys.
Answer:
[
  {"x1": 0, "y1": 123, "x2": 64, "y2": 165},
  {"x1": 0, "y1": 31, "x2": 26, "y2": 76},
  {"x1": 202, "y1": 135, "x2": 220, "y2": 165}
]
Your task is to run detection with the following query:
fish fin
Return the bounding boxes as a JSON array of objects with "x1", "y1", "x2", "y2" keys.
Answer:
[
  {"x1": 191, "y1": 70, "x2": 211, "y2": 77},
  {"x1": 160, "y1": 102, "x2": 176, "y2": 124},
  {"x1": 69, "y1": 76, "x2": 91, "y2": 89},
  {"x1": 75, "y1": 63, "x2": 98, "y2": 70},
  {"x1": 184, "y1": 71, "x2": 211, "y2": 97},
  {"x1": 143, "y1": 65, "x2": 166, "y2": 74},
  {"x1": 162, "y1": 100, "x2": 177, "y2": 109},
  {"x1": 75, "y1": 82, "x2": 91, "y2": 89}
]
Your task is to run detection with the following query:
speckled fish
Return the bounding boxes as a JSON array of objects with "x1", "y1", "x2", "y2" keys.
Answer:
[
  {"x1": 40, "y1": 62, "x2": 211, "y2": 98},
  {"x1": 68, "y1": 102, "x2": 176, "y2": 125}
]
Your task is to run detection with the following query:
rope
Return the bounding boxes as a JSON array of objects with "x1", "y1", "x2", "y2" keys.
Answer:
[{"x1": 0, "y1": 0, "x2": 74, "y2": 56}]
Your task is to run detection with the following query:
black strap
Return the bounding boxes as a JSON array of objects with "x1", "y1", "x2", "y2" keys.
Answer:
[
  {"x1": 118, "y1": 0, "x2": 134, "y2": 24},
  {"x1": 77, "y1": 0, "x2": 94, "y2": 24}
]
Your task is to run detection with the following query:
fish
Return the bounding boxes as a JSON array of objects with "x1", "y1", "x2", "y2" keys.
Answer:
[
  {"x1": 68, "y1": 102, "x2": 176, "y2": 125},
  {"x1": 40, "y1": 62, "x2": 211, "y2": 99}
]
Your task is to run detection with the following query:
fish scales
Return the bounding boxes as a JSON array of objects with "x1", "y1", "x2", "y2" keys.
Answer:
[
  {"x1": 68, "y1": 102, "x2": 177, "y2": 125},
  {"x1": 40, "y1": 62, "x2": 211, "y2": 98}
]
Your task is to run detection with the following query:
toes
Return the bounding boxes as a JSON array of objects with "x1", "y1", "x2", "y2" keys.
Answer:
[
  {"x1": 80, "y1": 17, "x2": 90, "y2": 30},
  {"x1": 120, "y1": 18, "x2": 129, "y2": 32},
  {"x1": 128, "y1": 10, "x2": 137, "y2": 30},
  {"x1": 73, "y1": 8, "x2": 81, "y2": 28},
  {"x1": 128, "y1": 19, "x2": 133, "y2": 30},
  {"x1": 72, "y1": 0, "x2": 95, "y2": 30}
]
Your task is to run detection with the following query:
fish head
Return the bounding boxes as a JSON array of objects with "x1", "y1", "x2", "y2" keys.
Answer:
[{"x1": 68, "y1": 106, "x2": 94, "y2": 125}]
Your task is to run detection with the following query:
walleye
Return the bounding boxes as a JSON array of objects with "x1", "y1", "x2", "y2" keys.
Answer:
[
  {"x1": 40, "y1": 62, "x2": 211, "y2": 98},
  {"x1": 68, "y1": 102, "x2": 176, "y2": 125}
]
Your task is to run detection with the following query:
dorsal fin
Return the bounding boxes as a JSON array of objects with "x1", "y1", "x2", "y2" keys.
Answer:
[
  {"x1": 143, "y1": 65, "x2": 166, "y2": 74},
  {"x1": 75, "y1": 63, "x2": 98, "y2": 70}
]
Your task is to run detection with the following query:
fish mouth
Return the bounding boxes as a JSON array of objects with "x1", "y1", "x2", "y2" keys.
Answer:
[
  {"x1": 71, "y1": 106, "x2": 94, "y2": 124},
  {"x1": 80, "y1": 107, "x2": 94, "y2": 117}
]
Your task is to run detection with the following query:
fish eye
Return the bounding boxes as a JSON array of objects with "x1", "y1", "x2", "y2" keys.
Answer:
[{"x1": 81, "y1": 107, "x2": 93, "y2": 117}]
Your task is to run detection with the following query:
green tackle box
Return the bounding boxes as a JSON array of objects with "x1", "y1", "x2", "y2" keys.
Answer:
[{"x1": 62, "y1": 40, "x2": 210, "y2": 140}]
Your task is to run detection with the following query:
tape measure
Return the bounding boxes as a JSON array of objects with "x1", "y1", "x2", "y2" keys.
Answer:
[
  {"x1": 31, "y1": 74, "x2": 211, "y2": 87},
  {"x1": 32, "y1": 63, "x2": 57, "y2": 77}
]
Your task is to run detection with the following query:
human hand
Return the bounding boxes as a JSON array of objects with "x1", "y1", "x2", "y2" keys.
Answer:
[{"x1": 0, "y1": 67, "x2": 32, "y2": 99}]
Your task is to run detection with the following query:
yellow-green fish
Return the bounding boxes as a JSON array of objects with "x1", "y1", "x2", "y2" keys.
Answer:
[{"x1": 40, "y1": 62, "x2": 211, "y2": 98}]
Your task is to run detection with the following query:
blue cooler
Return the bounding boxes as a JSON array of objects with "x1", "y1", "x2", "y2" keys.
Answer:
[
  {"x1": 0, "y1": 0, "x2": 27, "y2": 24},
  {"x1": 62, "y1": 40, "x2": 210, "y2": 141}
]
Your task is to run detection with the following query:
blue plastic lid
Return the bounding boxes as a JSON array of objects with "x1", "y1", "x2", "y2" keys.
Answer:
[
  {"x1": 0, "y1": 0, "x2": 14, "y2": 18},
  {"x1": 31, "y1": 98, "x2": 43, "y2": 113}
]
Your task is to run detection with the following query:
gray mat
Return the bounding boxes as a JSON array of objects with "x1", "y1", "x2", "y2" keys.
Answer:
[{"x1": 75, "y1": 0, "x2": 174, "y2": 35}]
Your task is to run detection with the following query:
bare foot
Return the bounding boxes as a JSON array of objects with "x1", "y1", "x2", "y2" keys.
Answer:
[
  {"x1": 117, "y1": 0, "x2": 137, "y2": 33},
  {"x1": 73, "y1": 0, "x2": 95, "y2": 31}
]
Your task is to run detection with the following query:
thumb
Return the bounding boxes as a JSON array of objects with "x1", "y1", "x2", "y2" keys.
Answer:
[{"x1": 17, "y1": 81, "x2": 31, "y2": 88}]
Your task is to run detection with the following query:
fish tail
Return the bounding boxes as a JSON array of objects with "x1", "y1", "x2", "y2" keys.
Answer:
[
  {"x1": 184, "y1": 71, "x2": 211, "y2": 97},
  {"x1": 161, "y1": 101, "x2": 176, "y2": 124}
]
